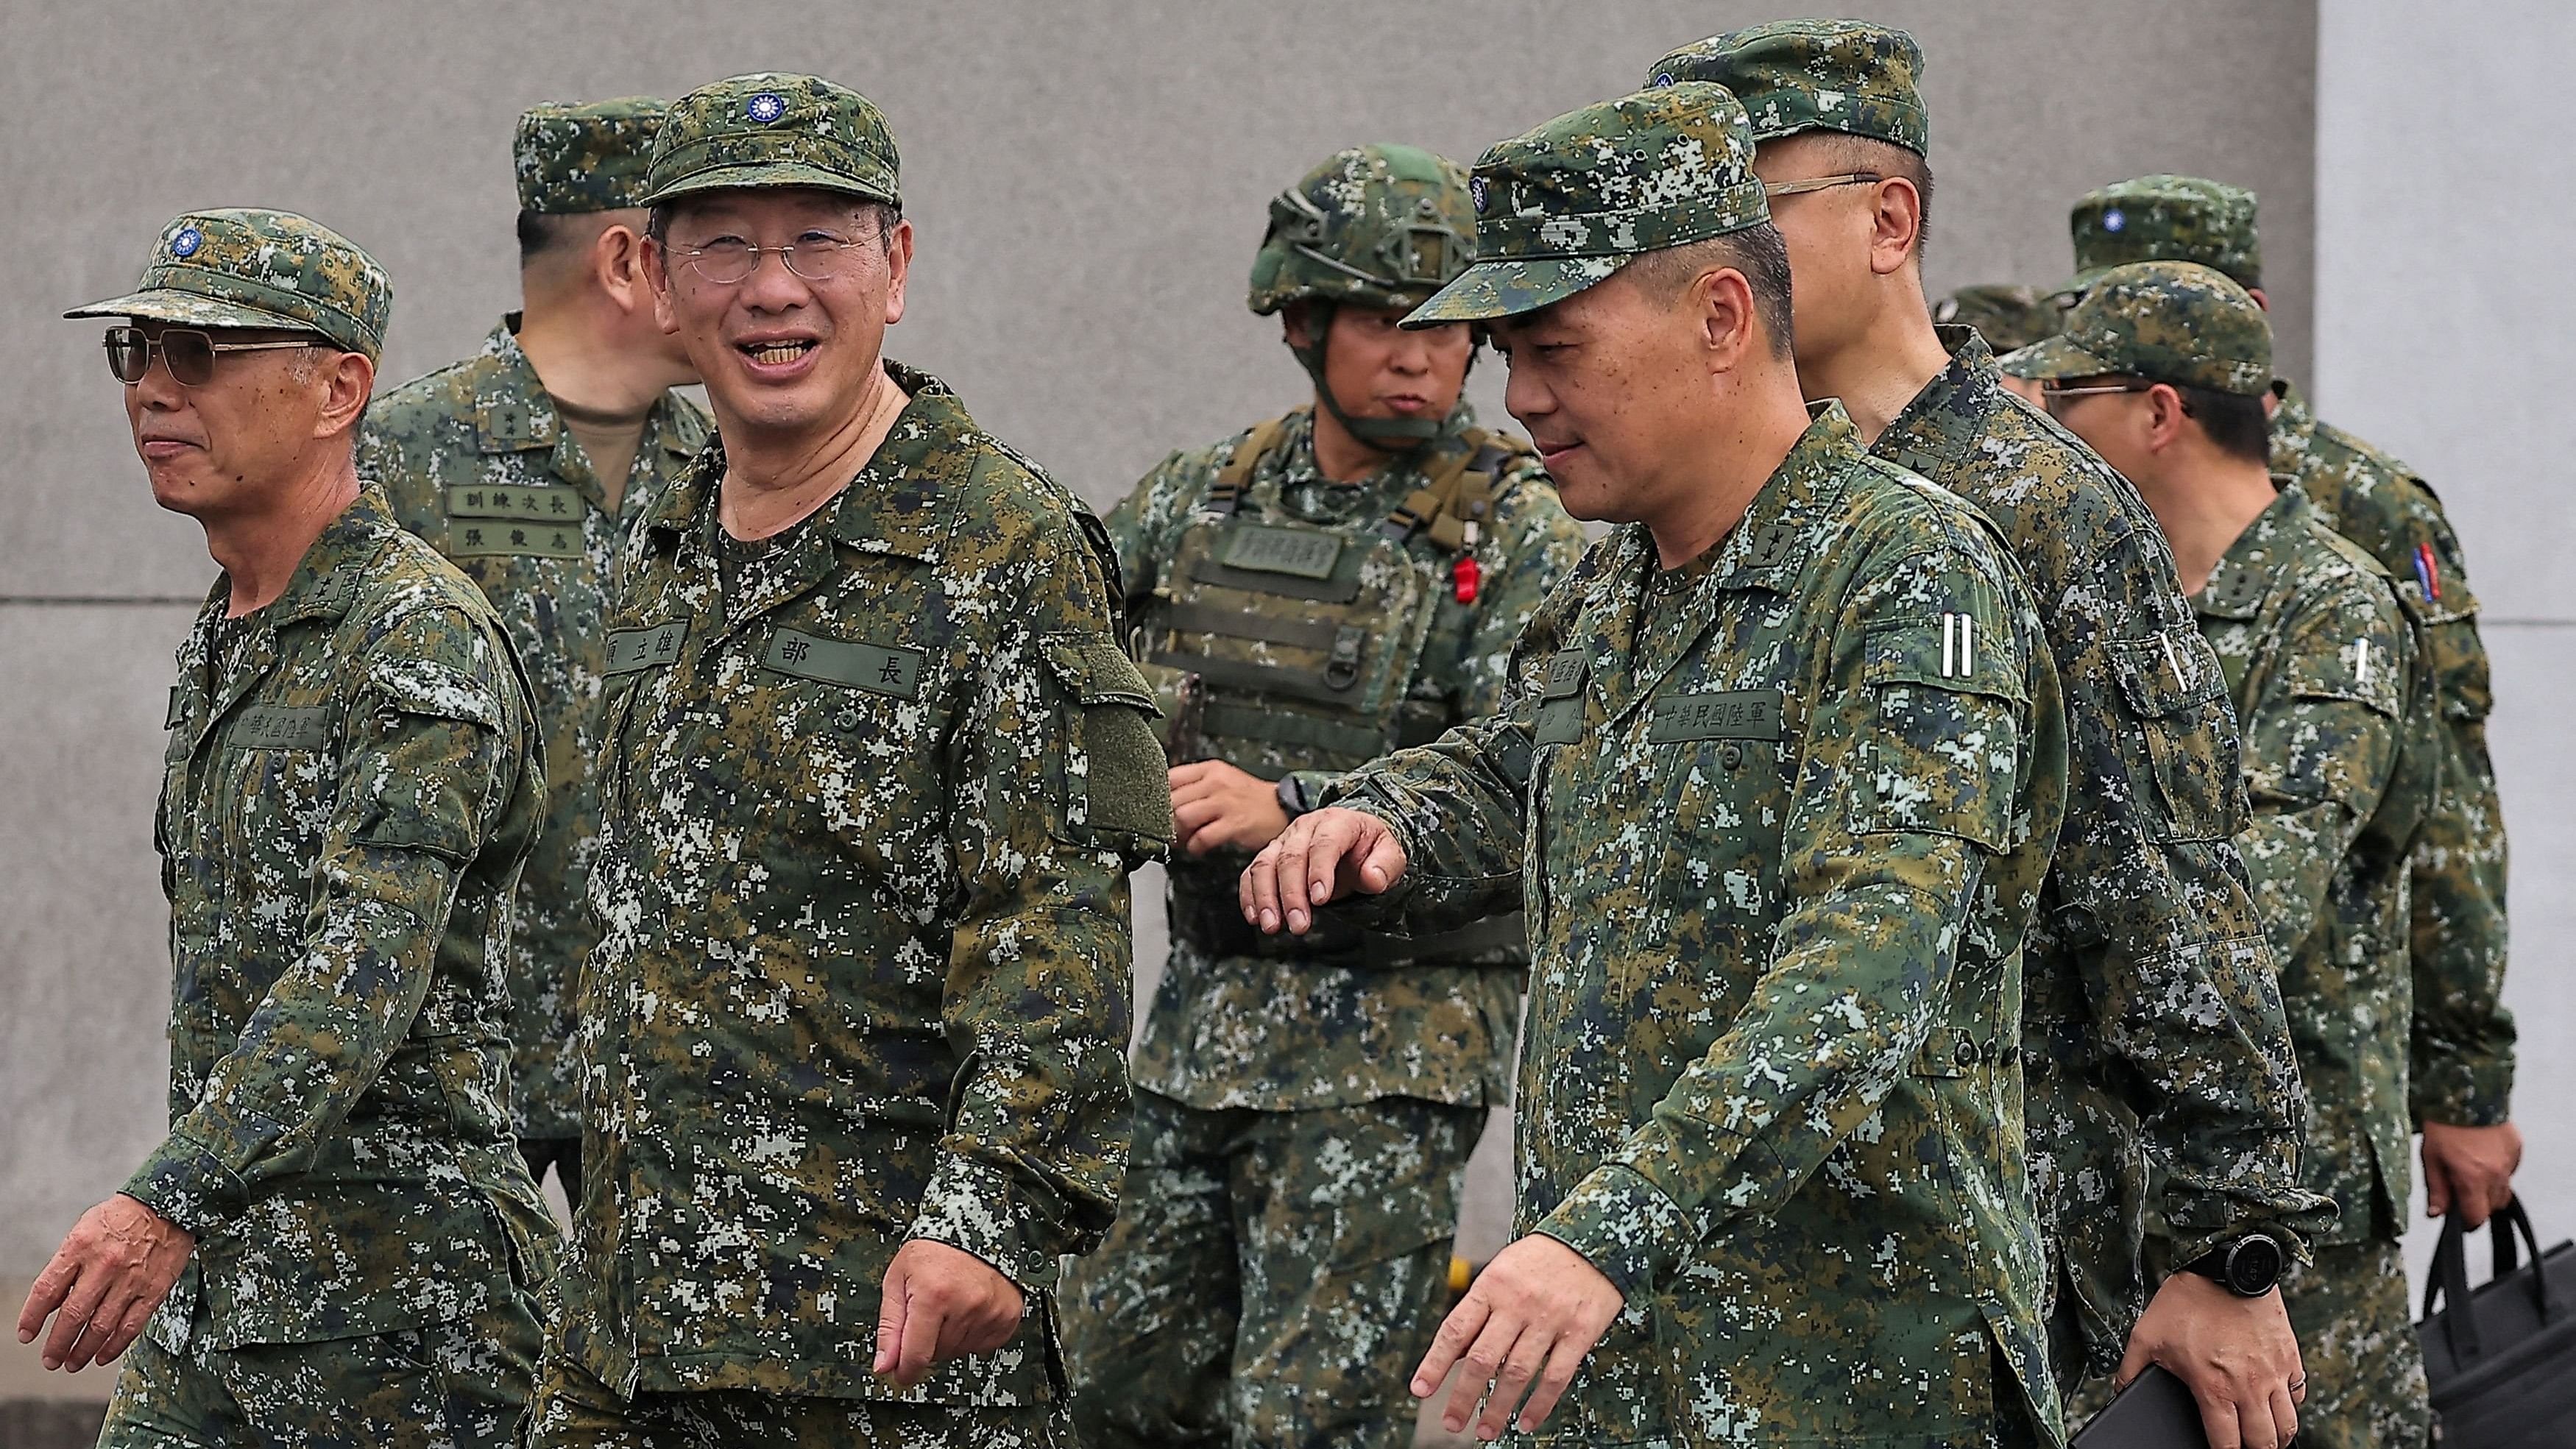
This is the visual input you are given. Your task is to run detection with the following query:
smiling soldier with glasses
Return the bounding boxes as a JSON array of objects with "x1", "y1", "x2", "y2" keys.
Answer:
[{"x1": 522, "y1": 73, "x2": 1168, "y2": 1449}]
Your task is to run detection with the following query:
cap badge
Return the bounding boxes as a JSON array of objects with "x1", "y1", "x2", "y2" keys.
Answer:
[
  {"x1": 1469, "y1": 176, "x2": 1488, "y2": 212},
  {"x1": 169, "y1": 226, "x2": 205, "y2": 259},
  {"x1": 1652, "y1": 70, "x2": 1674, "y2": 87},
  {"x1": 2102, "y1": 208, "x2": 2126, "y2": 233},
  {"x1": 746, "y1": 91, "x2": 787, "y2": 124}
]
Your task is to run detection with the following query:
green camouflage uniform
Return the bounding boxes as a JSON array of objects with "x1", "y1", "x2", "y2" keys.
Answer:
[
  {"x1": 1932, "y1": 284, "x2": 2063, "y2": 355},
  {"x1": 1656, "y1": 26, "x2": 2332, "y2": 1393},
  {"x1": 66, "y1": 210, "x2": 559, "y2": 1448},
  {"x1": 360, "y1": 97, "x2": 710, "y2": 1169},
  {"x1": 2016, "y1": 261, "x2": 2441, "y2": 1448},
  {"x1": 1326, "y1": 83, "x2": 2073, "y2": 1448},
  {"x1": 1063, "y1": 146, "x2": 1588, "y2": 1449},
  {"x1": 2059, "y1": 174, "x2": 2516, "y2": 1138},
  {"x1": 526, "y1": 74, "x2": 1169, "y2": 1449}
]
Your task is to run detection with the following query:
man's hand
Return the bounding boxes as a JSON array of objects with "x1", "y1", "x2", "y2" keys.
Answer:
[
  {"x1": 873, "y1": 1239, "x2": 1025, "y2": 1389},
  {"x1": 2422, "y1": 1120, "x2": 2522, "y2": 1229},
  {"x1": 1409, "y1": 1233, "x2": 1624, "y2": 1442},
  {"x1": 15, "y1": 1194, "x2": 194, "y2": 1372},
  {"x1": 2117, "y1": 1271, "x2": 2305, "y2": 1449},
  {"x1": 1238, "y1": 807, "x2": 1409, "y2": 936},
  {"x1": 1170, "y1": 760, "x2": 1289, "y2": 857}
]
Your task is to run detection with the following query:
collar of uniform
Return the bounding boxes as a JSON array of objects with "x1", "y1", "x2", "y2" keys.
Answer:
[
  {"x1": 821, "y1": 359, "x2": 964, "y2": 562},
  {"x1": 467, "y1": 318, "x2": 559, "y2": 455},
  {"x1": 1871, "y1": 324, "x2": 1996, "y2": 481},
  {"x1": 2194, "y1": 482, "x2": 2307, "y2": 620},
  {"x1": 271, "y1": 489, "x2": 396, "y2": 626},
  {"x1": 2270, "y1": 376, "x2": 2315, "y2": 447},
  {"x1": 1264, "y1": 400, "x2": 1481, "y2": 519},
  {"x1": 1704, "y1": 400, "x2": 1861, "y2": 589}
]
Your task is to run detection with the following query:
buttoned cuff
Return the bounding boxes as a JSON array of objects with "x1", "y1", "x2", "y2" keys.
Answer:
[
  {"x1": 121, "y1": 1134, "x2": 244, "y2": 1239},
  {"x1": 907, "y1": 1154, "x2": 1054, "y2": 1296},
  {"x1": 1531, "y1": 1163, "x2": 1694, "y2": 1305}
]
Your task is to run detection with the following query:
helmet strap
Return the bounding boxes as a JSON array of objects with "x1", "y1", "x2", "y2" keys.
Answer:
[{"x1": 1291, "y1": 301, "x2": 1440, "y2": 453}]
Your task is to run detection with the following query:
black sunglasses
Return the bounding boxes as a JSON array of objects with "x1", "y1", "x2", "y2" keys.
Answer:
[{"x1": 103, "y1": 325, "x2": 319, "y2": 386}]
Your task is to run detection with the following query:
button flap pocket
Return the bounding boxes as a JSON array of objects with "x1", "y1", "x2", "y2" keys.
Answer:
[
  {"x1": 2108, "y1": 628, "x2": 2226, "y2": 718},
  {"x1": 1863, "y1": 616, "x2": 2028, "y2": 704}
]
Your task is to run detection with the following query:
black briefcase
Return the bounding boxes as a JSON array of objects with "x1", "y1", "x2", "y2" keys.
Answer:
[
  {"x1": 2417, "y1": 1196, "x2": 2576, "y2": 1445},
  {"x1": 2069, "y1": 1364, "x2": 2207, "y2": 1448}
]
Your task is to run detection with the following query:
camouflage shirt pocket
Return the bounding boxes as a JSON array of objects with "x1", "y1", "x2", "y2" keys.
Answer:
[
  {"x1": 1041, "y1": 631, "x2": 1173, "y2": 849},
  {"x1": 2108, "y1": 627, "x2": 2241, "y2": 843},
  {"x1": 1860, "y1": 617, "x2": 2028, "y2": 851}
]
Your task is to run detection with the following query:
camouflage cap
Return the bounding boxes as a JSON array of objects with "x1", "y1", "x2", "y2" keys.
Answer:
[
  {"x1": 2063, "y1": 174, "x2": 2259, "y2": 295},
  {"x1": 1404, "y1": 83, "x2": 1769, "y2": 327},
  {"x1": 641, "y1": 73, "x2": 899, "y2": 208},
  {"x1": 1644, "y1": 18, "x2": 1929, "y2": 155},
  {"x1": 1932, "y1": 283, "x2": 2063, "y2": 354},
  {"x1": 65, "y1": 208, "x2": 391, "y2": 361},
  {"x1": 2000, "y1": 261, "x2": 2271, "y2": 396},
  {"x1": 515, "y1": 96, "x2": 668, "y2": 213},
  {"x1": 1248, "y1": 144, "x2": 1476, "y2": 316}
]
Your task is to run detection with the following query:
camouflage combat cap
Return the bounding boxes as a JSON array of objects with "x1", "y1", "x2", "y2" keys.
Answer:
[
  {"x1": 1933, "y1": 283, "x2": 2062, "y2": 353},
  {"x1": 65, "y1": 208, "x2": 391, "y2": 361},
  {"x1": 2063, "y1": 174, "x2": 2259, "y2": 295},
  {"x1": 1404, "y1": 82, "x2": 1769, "y2": 327},
  {"x1": 1644, "y1": 18, "x2": 1929, "y2": 155},
  {"x1": 1247, "y1": 144, "x2": 1476, "y2": 316},
  {"x1": 2000, "y1": 261, "x2": 2271, "y2": 396},
  {"x1": 641, "y1": 73, "x2": 899, "y2": 208},
  {"x1": 516, "y1": 96, "x2": 669, "y2": 213}
]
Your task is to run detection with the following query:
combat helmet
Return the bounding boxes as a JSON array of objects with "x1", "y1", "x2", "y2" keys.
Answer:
[{"x1": 1248, "y1": 144, "x2": 1476, "y2": 450}]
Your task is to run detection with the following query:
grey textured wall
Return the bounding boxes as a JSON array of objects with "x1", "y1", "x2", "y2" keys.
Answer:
[{"x1": 0, "y1": 0, "x2": 2318, "y2": 1296}]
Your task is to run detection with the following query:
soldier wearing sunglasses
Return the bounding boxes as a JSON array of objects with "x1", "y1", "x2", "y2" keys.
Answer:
[{"x1": 21, "y1": 208, "x2": 556, "y2": 1447}]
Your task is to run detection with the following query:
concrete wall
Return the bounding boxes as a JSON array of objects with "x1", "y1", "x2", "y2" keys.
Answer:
[
  {"x1": 0, "y1": 0, "x2": 2321, "y2": 1295},
  {"x1": 2316, "y1": 0, "x2": 2576, "y2": 1289}
]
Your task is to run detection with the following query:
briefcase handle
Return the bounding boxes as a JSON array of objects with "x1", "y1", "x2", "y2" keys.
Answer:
[{"x1": 2421, "y1": 1194, "x2": 2557, "y2": 1363}]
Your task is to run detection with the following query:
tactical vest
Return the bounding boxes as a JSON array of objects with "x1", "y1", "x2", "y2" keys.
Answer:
[{"x1": 1144, "y1": 414, "x2": 1530, "y2": 962}]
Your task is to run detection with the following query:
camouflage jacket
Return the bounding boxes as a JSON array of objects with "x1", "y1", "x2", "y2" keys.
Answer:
[
  {"x1": 2272, "y1": 383, "x2": 2514, "y2": 1126},
  {"x1": 1329, "y1": 406, "x2": 2070, "y2": 1446},
  {"x1": 358, "y1": 318, "x2": 711, "y2": 1139},
  {"x1": 1874, "y1": 329, "x2": 2332, "y2": 1372},
  {"x1": 130, "y1": 489, "x2": 558, "y2": 1352},
  {"x1": 1106, "y1": 403, "x2": 1585, "y2": 1111},
  {"x1": 558, "y1": 361, "x2": 1168, "y2": 1404},
  {"x1": 2195, "y1": 486, "x2": 2434, "y2": 1245}
]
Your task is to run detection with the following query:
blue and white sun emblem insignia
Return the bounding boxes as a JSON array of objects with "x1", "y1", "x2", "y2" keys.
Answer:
[
  {"x1": 2101, "y1": 208, "x2": 2126, "y2": 233},
  {"x1": 1469, "y1": 176, "x2": 1488, "y2": 212},
  {"x1": 170, "y1": 226, "x2": 204, "y2": 259},
  {"x1": 1652, "y1": 71, "x2": 1674, "y2": 87},
  {"x1": 746, "y1": 92, "x2": 787, "y2": 124}
]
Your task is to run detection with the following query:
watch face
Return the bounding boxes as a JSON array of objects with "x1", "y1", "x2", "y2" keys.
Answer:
[{"x1": 2226, "y1": 1234, "x2": 2285, "y2": 1295}]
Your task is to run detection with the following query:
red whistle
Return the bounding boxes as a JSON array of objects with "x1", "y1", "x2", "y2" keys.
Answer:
[{"x1": 1453, "y1": 555, "x2": 1481, "y2": 604}]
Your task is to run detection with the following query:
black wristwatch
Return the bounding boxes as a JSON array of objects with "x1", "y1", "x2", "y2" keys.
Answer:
[
  {"x1": 1275, "y1": 774, "x2": 1314, "y2": 821},
  {"x1": 2182, "y1": 1233, "x2": 2286, "y2": 1297}
]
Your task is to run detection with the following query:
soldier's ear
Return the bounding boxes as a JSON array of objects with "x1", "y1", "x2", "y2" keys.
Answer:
[
  {"x1": 314, "y1": 349, "x2": 375, "y2": 440},
  {"x1": 596, "y1": 221, "x2": 652, "y2": 316}
]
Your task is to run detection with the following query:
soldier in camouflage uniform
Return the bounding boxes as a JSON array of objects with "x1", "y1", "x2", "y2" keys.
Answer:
[
  {"x1": 1648, "y1": 26, "x2": 2329, "y2": 1447},
  {"x1": 1058, "y1": 145, "x2": 1586, "y2": 1449},
  {"x1": 360, "y1": 97, "x2": 709, "y2": 1205},
  {"x1": 523, "y1": 74, "x2": 1168, "y2": 1449},
  {"x1": 2059, "y1": 177, "x2": 2522, "y2": 1239},
  {"x1": 2009, "y1": 261, "x2": 2441, "y2": 1448},
  {"x1": 1933, "y1": 283, "x2": 2062, "y2": 355},
  {"x1": 1246, "y1": 82, "x2": 2071, "y2": 1448},
  {"x1": 16, "y1": 210, "x2": 556, "y2": 1448}
]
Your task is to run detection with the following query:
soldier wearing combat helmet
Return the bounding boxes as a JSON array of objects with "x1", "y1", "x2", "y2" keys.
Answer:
[
  {"x1": 360, "y1": 96, "x2": 710, "y2": 1210},
  {"x1": 1060, "y1": 144, "x2": 1584, "y2": 1449}
]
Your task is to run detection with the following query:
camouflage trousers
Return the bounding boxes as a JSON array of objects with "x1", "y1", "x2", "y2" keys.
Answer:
[
  {"x1": 2062, "y1": 1238, "x2": 2428, "y2": 1448},
  {"x1": 1061, "y1": 1089, "x2": 1485, "y2": 1449},
  {"x1": 521, "y1": 1340, "x2": 1074, "y2": 1448},
  {"x1": 97, "y1": 1294, "x2": 541, "y2": 1449}
]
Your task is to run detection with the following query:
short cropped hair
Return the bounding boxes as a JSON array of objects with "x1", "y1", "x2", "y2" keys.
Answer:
[{"x1": 1619, "y1": 219, "x2": 1797, "y2": 358}]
